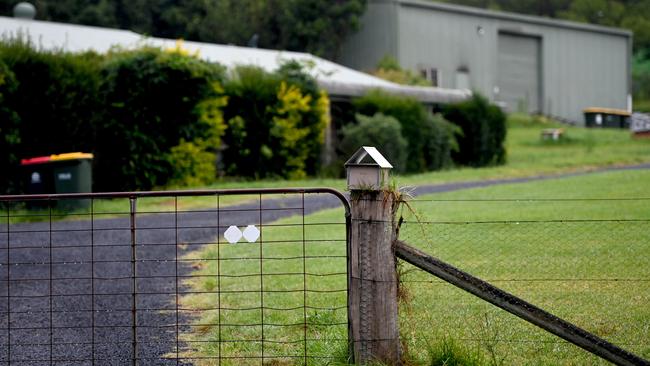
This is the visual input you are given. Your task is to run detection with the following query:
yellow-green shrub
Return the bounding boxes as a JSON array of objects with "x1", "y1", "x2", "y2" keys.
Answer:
[
  {"x1": 165, "y1": 140, "x2": 217, "y2": 187},
  {"x1": 222, "y1": 62, "x2": 329, "y2": 179}
]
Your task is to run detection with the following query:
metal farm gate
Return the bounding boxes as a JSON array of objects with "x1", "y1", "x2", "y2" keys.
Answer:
[{"x1": 0, "y1": 188, "x2": 351, "y2": 365}]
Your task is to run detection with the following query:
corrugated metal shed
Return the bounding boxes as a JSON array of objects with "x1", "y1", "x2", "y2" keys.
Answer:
[
  {"x1": 339, "y1": 0, "x2": 632, "y2": 124},
  {"x1": 0, "y1": 16, "x2": 470, "y2": 104}
]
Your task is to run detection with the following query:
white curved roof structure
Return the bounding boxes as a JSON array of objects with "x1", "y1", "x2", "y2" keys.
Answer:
[{"x1": 0, "y1": 16, "x2": 471, "y2": 104}]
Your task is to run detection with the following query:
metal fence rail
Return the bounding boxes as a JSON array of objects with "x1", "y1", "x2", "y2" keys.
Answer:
[
  {"x1": 0, "y1": 188, "x2": 350, "y2": 365},
  {"x1": 397, "y1": 197, "x2": 650, "y2": 364}
]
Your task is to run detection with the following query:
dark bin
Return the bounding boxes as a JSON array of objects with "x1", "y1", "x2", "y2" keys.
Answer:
[
  {"x1": 21, "y1": 152, "x2": 93, "y2": 209},
  {"x1": 21, "y1": 155, "x2": 55, "y2": 209},
  {"x1": 584, "y1": 108, "x2": 631, "y2": 129}
]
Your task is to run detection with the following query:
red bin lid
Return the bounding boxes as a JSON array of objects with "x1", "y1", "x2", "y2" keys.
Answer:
[{"x1": 20, "y1": 156, "x2": 51, "y2": 165}]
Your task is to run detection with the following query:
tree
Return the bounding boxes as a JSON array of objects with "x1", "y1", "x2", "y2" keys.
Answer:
[
  {"x1": 275, "y1": 0, "x2": 368, "y2": 59},
  {"x1": 0, "y1": 0, "x2": 367, "y2": 60},
  {"x1": 558, "y1": 0, "x2": 625, "y2": 27},
  {"x1": 437, "y1": 0, "x2": 650, "y2": 50},
  {"x1": 619, "y1": 0, "x2": 650, "y2": 51}
]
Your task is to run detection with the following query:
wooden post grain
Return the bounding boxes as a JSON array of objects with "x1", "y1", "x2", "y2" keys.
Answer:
[{"x1": 348, "y1": 191, "x2": 401, "y2": 365}]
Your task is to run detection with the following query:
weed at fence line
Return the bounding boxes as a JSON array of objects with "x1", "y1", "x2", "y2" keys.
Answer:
[{"x1": 426, "y1": 337, "x2": 485, "y2": 366}]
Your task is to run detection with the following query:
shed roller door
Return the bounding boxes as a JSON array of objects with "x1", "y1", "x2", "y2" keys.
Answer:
[{"x1": 497, "y1": 33, "x2": 541, "y2": 114}]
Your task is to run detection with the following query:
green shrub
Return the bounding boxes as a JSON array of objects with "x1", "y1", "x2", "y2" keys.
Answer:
[
  {"x1": 165, "y1": 140, "x2": 216, "y2": 187},
  {"x1": 97, "y1": 47, "x2": 227, "y2": 190},
  {"x1": 632, "y1": 50, "x2": 650, "y2": 108},
  {"x1": 276, "y1": 61, "x2": 329, "y2": 174},
  {"x1": 442, "y1": 94, "x2": 507, "y2": 167},
  {"x1": 353, "y1": 90, "x2": 457, "y2": 173},
  {"x1": 340, "y1": 113, "x2": 408, "y2": 172},
  {"x1": 222, "y1": 63, "x2": 329, "y2": 179},
  {"x1": 423, "y1": 113, "x2": 460, "y2": 171}
]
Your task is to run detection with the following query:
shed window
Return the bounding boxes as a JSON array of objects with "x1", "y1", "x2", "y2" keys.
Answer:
[{"x1": 419, "y1": 67, "x2": 440, "y2": 87}]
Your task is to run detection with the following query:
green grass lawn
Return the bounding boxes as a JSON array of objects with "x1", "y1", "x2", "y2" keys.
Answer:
[{"x1": 178, "y1": 169, "x2": 650, "y2": 365}]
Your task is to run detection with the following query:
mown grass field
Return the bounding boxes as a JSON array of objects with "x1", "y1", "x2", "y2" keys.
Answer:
[
  {"x1": 397, "y1": 169, "x2": 650, "y2": 365},
  {"x1": 179, "y1": 168, "x2": 650, "y2": 365}
]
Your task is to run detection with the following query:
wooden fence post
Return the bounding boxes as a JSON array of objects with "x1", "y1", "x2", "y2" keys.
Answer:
[{"x1": 348, "y1": 189, "x2": 401, "y2": 364}]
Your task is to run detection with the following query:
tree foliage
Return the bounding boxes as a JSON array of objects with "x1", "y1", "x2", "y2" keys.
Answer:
[
  {"x1": 0, "y1": 0, "x2": 367, "y2": 59},
  {"x1": 440, "y1": 0, "x2": 650, "y2": 51}
]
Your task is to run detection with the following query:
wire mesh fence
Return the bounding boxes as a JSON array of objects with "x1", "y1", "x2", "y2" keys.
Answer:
[
  {"x1": 397, "y1": 197, "x2": 650, "y2": 364},
  {"x1": 0, "y1": 189, "x2": 350, "y2": 366}
]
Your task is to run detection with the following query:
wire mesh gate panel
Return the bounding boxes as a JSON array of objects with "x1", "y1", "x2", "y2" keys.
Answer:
[
  {"x1": 0, "y1": 188, "x2": 350, "y2": 365},
  {"x1": 397, "y1": 196, "x2": 650, "y2": 364}
]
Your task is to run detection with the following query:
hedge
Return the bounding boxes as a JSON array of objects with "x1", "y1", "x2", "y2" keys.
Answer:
[
  {"x1": 353, "y1": 91, "x2": 458, "y2": 173},
  {"x1": 0, "y1": 41, "x2": 329, "y2": 192},
  {"x1": 97, "y1": 47, "x2": 227, "y2": 191},
  {"x1": 0, "y1": 59, "x2": 21, "y2": 194},
  {"x1": 442, "y1": 94, "x2": 507, "y2": 167},
  {"x1": 0, "y1": 40, "x2": 103, "y2": 193},
  {"x1": 1, "y1": 40, "x2": 505, "y2": 192}
]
